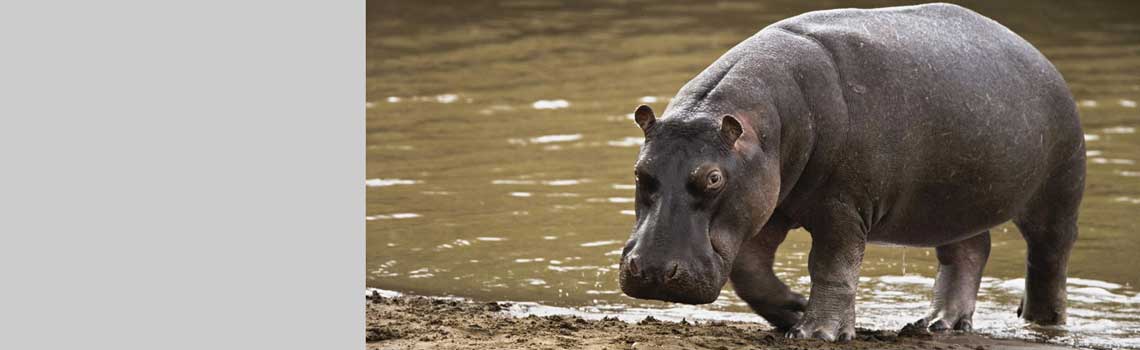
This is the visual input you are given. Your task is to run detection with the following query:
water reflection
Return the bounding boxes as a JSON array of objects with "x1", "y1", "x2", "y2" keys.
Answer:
[{"x1": 368, "y1": 0, "x2": 1140, "y2": 348}]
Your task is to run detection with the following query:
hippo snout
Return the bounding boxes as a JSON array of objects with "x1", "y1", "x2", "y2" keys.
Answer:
[{"x1": 619, "y1": 247, "x2": 723, "y2": 304}]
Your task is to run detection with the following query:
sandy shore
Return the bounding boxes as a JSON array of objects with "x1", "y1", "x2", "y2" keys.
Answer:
[{"x1": 365, "y1": 291, "x2": 1076, "y2": 350}]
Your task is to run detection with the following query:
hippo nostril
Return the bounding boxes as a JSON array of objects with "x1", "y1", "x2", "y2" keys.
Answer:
[
  {"x1": 666, "y1": 262, "x2": 681, "y2": 281},
  {"x1": 627, "y1": 256, "x2": 640, "y2": 276}
]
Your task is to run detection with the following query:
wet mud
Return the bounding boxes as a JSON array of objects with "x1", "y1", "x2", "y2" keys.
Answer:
[{"x1": 365, "y1": 292, "x2": 1075, "y2": 350}]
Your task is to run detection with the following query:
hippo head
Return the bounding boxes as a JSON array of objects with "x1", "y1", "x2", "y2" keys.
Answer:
[{"x1": 619, "y1": 104, "x2": 779, "y2": 304}]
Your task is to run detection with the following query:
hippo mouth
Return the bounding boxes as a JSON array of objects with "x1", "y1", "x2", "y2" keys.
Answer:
[
  {"x1": 709, "y1": 233, "x2": 728, "y2": 264},
  {"x1": 618, "y1": 235, "x2": 730, "y2": 304},
  {"x1": 707, "y1": 227, "x2": 735, "y2": 273}
]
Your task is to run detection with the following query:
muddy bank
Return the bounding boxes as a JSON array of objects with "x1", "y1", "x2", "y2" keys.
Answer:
[{"x1": 365, "y1": 291, "x2": 1075, "y2": 350}]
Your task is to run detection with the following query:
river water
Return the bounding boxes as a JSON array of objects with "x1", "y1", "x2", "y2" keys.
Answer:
[{"x1": 367, "y1": 1, "x2": 1140, "y2": 348}]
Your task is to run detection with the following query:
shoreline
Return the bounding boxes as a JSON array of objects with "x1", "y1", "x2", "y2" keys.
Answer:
[{"x1": 365, "y1": 290, "x2": 1077, "y2": 350}]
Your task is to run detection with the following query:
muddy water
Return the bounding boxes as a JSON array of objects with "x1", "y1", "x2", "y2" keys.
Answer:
[{"x1": 367, "y1": 1, "x2": 1140, "y2": 348}]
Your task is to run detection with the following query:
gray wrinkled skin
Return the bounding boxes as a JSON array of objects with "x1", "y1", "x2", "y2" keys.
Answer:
[{"x1": 618, "y1": 3, "x2": 1084, "y2": 342}]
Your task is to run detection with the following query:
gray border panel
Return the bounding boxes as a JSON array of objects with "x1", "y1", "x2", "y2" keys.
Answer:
[{"x1": 0, "y1": 1, "x2": 364, "y2": 349}]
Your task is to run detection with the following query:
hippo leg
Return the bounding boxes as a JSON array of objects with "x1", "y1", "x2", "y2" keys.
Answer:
[
  {"x1": 730, "y1": 214, "x2": 806, "y2": 331},
  {"x1": 910, "y1": 231, "x2": 990, "y2": 332},
  {"x1": 786, "y1": 207, "x2": 865, "y2": 342},
  {"x1": 1013, "y1": 156, "x2": 1084, "y2": 325}
]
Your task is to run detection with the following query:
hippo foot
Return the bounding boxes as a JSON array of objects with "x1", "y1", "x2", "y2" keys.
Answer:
[
  {"x1": 908, "y1": 310, "x2": 973, "y2": 333},
  {"x1": 756, "y1": 292, "x2": 807, "y2": 331},
  {"x1": 785, "y1": 316, "x2": 855, "y2": 342},
  {"x1": 1017, "y1": 297, "x2": 1066, "y2": 325}
]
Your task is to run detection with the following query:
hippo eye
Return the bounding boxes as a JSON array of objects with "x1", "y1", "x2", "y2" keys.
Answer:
[{"x1": 707, "y1": 169, "x2": 723, "y2": 190}]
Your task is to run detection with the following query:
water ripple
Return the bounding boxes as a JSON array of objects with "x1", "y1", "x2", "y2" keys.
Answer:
[
  {"x1": 532, "y1": 99, "x2": 570, "y2": 109},
  {"x1": 365, "y1": 178, "x2": 420, "y2": 187}
]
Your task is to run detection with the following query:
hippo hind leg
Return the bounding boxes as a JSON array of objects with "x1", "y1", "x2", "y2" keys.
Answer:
[
  {"x1": 909, "y1": 231, "x2": 990, "y2": 332},
  {"x1": 730, "y1": 214, "x2": 807, "y2": 331},
  {"x1": 1013, "y1": 154, "x2": 1084, "y2": 325}
]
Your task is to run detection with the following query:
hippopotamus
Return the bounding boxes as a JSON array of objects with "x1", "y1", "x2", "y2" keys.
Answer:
[{"x1": 618, "y1": 3, "x2": 1084, "y2": 342}]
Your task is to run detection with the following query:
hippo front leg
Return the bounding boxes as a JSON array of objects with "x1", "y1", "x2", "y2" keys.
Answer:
[
  {"x1": 730, "y1": 213, "x2": 806, "y2": 331},
  {"x1": 787, "y1": 210, "x2": 866, "y2": 342}
]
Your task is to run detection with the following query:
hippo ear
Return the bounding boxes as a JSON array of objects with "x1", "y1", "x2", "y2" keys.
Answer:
[
  {"x1": 720, "y1": 115, "x2": 743, "y2": 146},
  {"x1": 634, "y1": 104, "x2": 656, "y2": 132}
]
